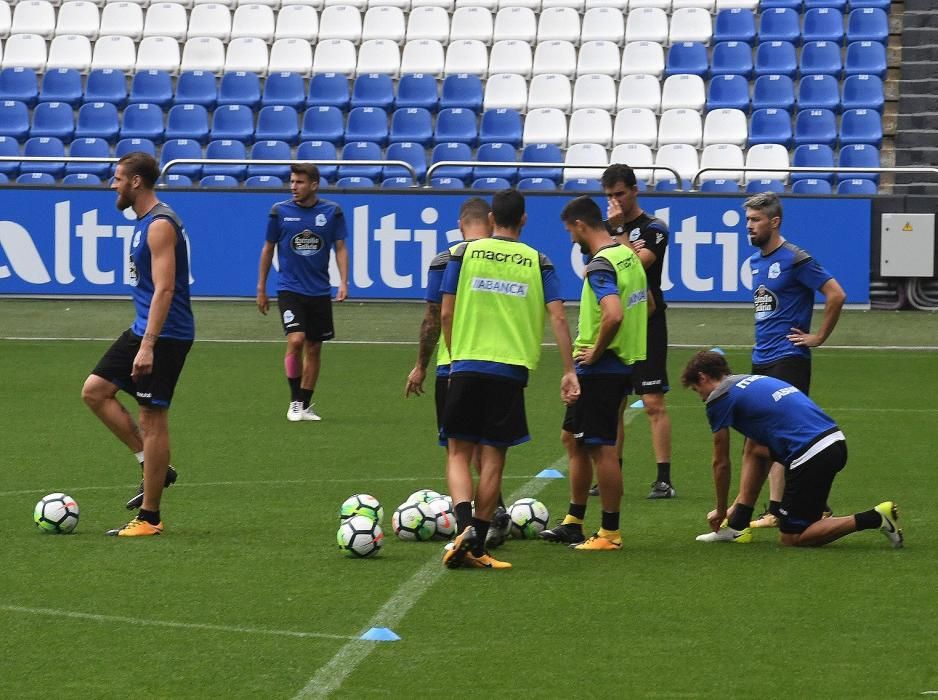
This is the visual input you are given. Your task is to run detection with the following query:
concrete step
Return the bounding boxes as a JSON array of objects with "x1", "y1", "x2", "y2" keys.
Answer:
[
  {"x1": 895, "y1": 130, "x2": 938, "y2": 148},
  {"x1": 900, "y1": 44, "x2": 938, "y2": 62},
  {"x1": 897, "y1": 94, "x2": 938, "y2": 113},
  {"x1": 896, "y1": 113, "x2": 938, "y2": 131}
]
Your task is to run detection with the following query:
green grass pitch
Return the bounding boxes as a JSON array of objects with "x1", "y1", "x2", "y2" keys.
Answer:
[{"x1": 1, "y1": 299, "x2": 936, "y2": 698}]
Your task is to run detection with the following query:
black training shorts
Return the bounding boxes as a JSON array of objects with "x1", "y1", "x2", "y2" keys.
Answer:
[
  {"x1": 631, "y1": 309, "x2": 669, "y2": 395},
  {"x1": 779, "y1": 439, "x2": 846, "y2": 534},
  {"x1": 92, "y1": 329, "x2": 192, "y2": 408},
  {"x1": 434, "y1": 373, "x2": 448, "y2": 447},
  {"x1": 752, "y1": 355, "x2": 811, "y2": 394},
  {"x1": 277, "y1": 291, "x2": 335, "y2": 341},
  {"x1": 562, "y1": 373, "x2": 631, "y2": 446},
  {"x1": 442, "y1": 373, "x2": 529, "y2": 447}
]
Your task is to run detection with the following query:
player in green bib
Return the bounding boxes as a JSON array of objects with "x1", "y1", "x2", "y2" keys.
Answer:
[{"x1": 540, "y1": 196, "x2": 651, "y2": 551}]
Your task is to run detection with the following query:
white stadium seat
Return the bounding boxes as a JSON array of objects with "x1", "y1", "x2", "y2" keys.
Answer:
[
  {"x1": 610, "y1": 142, "x2": 654, "y2": 183},
  {"x1": 580, "y1": 7, "x2": 624, "y2": 45},
  {"x1": 499, "y1": 0, "x2": 539, "y2": 9},
  {"x1": 326, "y1": 0, "x2": 365, "y2": 7},
  {"x1": 625, "y1": 7, "x2": 667, "y2": 45},
  {"x1": 231, "y1": 4, "x2": 275, "y2": 41},
  {"x1": 92, "y1": 34, "x2": 136, "y2": 71},
  {"x1": 55, "y1": 2, "x2": 100, "y2": 39},
  {"x1": 576, "y1": 40, "x2": 619, "y2": 77},
  {"x1": 99, "y1": 2, "x2": 143, "y2": 40},
  {"x1": 0, "y1": 2, "x2": 11, "y2": 41},
  {"x1": 411, "y1": 0, "x2": 453, "y2": 11},
  {"x1": 444, "y1": 38, "x2": 487, "y2": 76},
  {"x1": 493, "y1": 6, "x2": 535, "y2": 44},
  {"x1": 406, "y1": 6, "x2": 448, "y2": 44},
  {"x1": 654, "y1": 143, "x2": 697, "y2": 184},
  {"x1": 357, "y1": 38, "x2": 400, "y2": 75},
  {"x1": 46, "y1": 34, "x2": 92, "y2": 71},
  {"x1": 362, "y1": 6, "x2": 404, "y2": 43},
  {"x1": 585, "y1": 0, "x2": 625, "y2": 8},
  {"x1": 144, "y1": 3, "x2": 188, "y2": 40},
  {"x1": 455, "y1": 0, "x2": 497, "y2": 9},
  {"x1": 317, "y1": 4, "x2": 361, "y2": 42},
  {"x1": 526, "y1": 73, "x2": 571, "y2": 111},
  {"x1": 572, "y1": 73, "x2": 615, "y2": 111},
  {"x1": 483, "y1": 72, "x2": 526, "y2": 110},
  {"x1": 617, "y1": 73, "x2": 661, "y2": 112},
  {"x1": 669, "y1": 7, "x2": 712, "y2": 46},
  {"x1": 745, "y1": 143, "x2": 789, "y2": 184},
  {"x1": 568, "y1": 108, "x2": 611, "y2": 147},
  {"x1": 532, "y1": 40, "x2": 575, "y2": 77},
  {"x1": 2, "y1": 33, "x2": 47, "y2": 70},
  {"x1": 450, "y1": 6, "x2": 493, "y2": 44},
  {"x1": 268, "y1": 36, "x2": 312, "y2": 73},
  {"x1": 536, "y1": 6, "x2": 578, "y2": 44},
  {"x1": 699, "y1": 143, "x2": 744, "y2": 182},
  {"x1": 620, "y1": 41, "x2": 664, "y2": 78},
  {"x1": 312, "y1": 38, "x2": 356, "y2": 75},
  {"x1": 369, "y1": 0, "x2": 409, "y2": 8},
  {"x1": 137, "y1": 35, "x2": 182, "y2": 72},
  {"x1": 488, "y1": 39, "x2": 531, "y2": 77},
  {"x1": 613, "y1": 107, "x2": 657, "y2": 146},
  {"x1": 282, "y1": 0, "x2": 323, "y2": 7},
  {"x1": 188, "y1": 3, "x2": 231, "y2": 41},
  {"x1": 541, "y1": 0, "x2": 583, "y2": 12},
  {"x1": 660, "y1": 73, "x2": 705, "y2": 112},
  {"x1": 400, "y1": 38, "x2": 444, "y2": 75},
  {"x1": 275, "y1": 5, "x2": 317, "y2": 40},
  {"x1": 564, "y1": 142, "x2": 607, "y2": 180},
  {"x1": 180, "y1": 36, "x2": 225, "y2": 72},
  {"x1": 658, "y1": 108, "x2": 702, "y2": 147},
  {"x1": 703, "y1": 108, "x2": 747, "y2": 147},
  {"x1": 522, "y1": 106, "x2": 566, "y2": 146},
  {"x1": 12, "y1": 1, "x2": 55, "y2": 39},
  {"x1": 225, "y1": 36, "x2": 268, "y2": 73},
  {"x1": 672, "y1": 0, "x2": 714, "y2": 10},
  {"x1": 629, "y1": 0, "x2": 670, "y2": 9}
]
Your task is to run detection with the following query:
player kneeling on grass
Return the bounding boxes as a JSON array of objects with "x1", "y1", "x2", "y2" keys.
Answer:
[{"x1": 681, "y1": 351, "x2": 902, "y2": 548}]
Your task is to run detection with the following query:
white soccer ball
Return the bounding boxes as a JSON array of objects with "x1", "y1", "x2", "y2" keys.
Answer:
[
  {"x1": 339, "y1": 493, "x2": 383, "y2": 523},
  {"x1": 407, "y1": 489, "x2": 443, "y2": 505},
  {"x1": 337, "y1": 515, "x2": 383, "y2": 557},
  {"x1": 426, "y1": 497, "x2": 456, "y2": 539},
  {"x1": 508, "y1": 498, "x2": 550, "y2": 539},
  {"x1": 392, "y1": 501, "x2": 437, "y2": 541},
  {"x1": 34, "y1": 493, "x2": 79, "y2": 534}
]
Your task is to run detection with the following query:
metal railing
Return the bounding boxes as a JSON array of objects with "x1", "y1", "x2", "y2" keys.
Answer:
[
  {"x1": 160, "y1": 158, "x2": 419, "y2": 184},
  {"x1": 426, "y1": 160, "x2": 682, "y2": 186},
  {"x1": 692, "y1": 166, "x2": 938, "y2": 189}
]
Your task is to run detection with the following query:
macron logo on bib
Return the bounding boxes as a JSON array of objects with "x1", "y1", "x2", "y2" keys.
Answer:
[{"x1": 471, "y1": 277, "x2": 528, "y2": 297}]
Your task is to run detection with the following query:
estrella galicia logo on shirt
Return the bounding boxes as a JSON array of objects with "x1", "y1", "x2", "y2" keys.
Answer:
[
  {"x1": 128, "y1": 255, "x2": 138, "y2": 287},
  {"x1": 753, "y1": 284, "x2": 777, "y2": 320},
  {"x1": 768, "y1": 262, "x2": 781, "y2": 279},
  {"x1": 471, "y1": 277, "x2": 528, "y2": 297},
  {"x1": 291, "y1": 229, "x2": 324, "y2": 256}
]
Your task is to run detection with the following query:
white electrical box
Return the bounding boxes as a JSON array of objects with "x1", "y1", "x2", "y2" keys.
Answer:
[{"x1": 881, "y1": 213, "x2": 936, "y2": 277}]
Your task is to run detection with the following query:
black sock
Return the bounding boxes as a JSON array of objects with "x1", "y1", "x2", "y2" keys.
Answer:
[
  {"x1": 497, "y1": 494, "x2": 505, "y2": 510},
  {"x1": 601, "y1": 511, "x2": 619, "y2": 532},
  {"x1": 138, "y1": 508, "x2": 160, "y2": 525},
  {"x1": 854, "y1": 509, "x2": 881, "y2": 531},
  {"x1": 470, "y1": 517, "x2": 489, "y2": 556},
  {"x1": 769, "y1": 500, "x2": 783, "y2": 517},
  {"x1": 287, "y1": 376, "x2": 301, "y2": 402},
  {"x1": 454, "y1": 501, "x2": 473, "y2": 534},
  {"x1": 301, "y1": 388, "x2": 314, "y2": 409},
  {"x1": 728, "y1": 504, "x2": 754, "y2": 531},
  {"x1": 656, "y1": 461, "x2": 671, "y2": 484},
  {"x1": 569, "y1": 502, "x2": 587, "y2": 520}
]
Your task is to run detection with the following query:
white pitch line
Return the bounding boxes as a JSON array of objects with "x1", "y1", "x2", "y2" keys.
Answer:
[{"x1": 0, "y1": 604, "x2": 356, "y2": 641}]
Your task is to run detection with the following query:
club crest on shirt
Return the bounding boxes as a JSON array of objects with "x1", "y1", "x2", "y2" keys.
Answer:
[
  {"x1": 291, "y1": 229, "x2": 324, "y2": 256},
  {"x1": 132, "y1": 230, "x2": 142, "y2": 249},
  {"x1": 768, "y1": 262, "x2": 781, "y2": 279},
  {"x1": 629, "y1": 229, "x2": 641, "y2": 242},
  {"x1": 315, "y1": 213, "x2": 327, "y2": 227}
]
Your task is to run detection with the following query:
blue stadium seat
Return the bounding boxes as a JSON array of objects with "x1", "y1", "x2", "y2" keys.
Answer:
[
  {"x1": 160, "y1": 138, "x2": 203, "y2": 178},
  {"x1": 753, "y1": 74, "x2": 795, "y2": 112},
  {"x1": 430, "y1": 177, "x2": 464, "y2": 189},
  {"x1": 351, "y1": 74, "x2": 394, "y2": 110},
  {"x1": 805, "y1": 0, "x2": 846, "y2": 8},
  {"x1": 175, "y1": 71, "x2": 218, "y2": 109},
  {"x1": 431, "y1": 142, "x2": 473, "y2": 181},
  {"x1": 0, "y1": 101, "x2": 30, "y2": 141},
  {"x1": 75, "y1": 102, "x2": 120, "y2": 143},
  {"x1": 472, "y1": 177, "x2": 511, "y2": 190},
  {"x1": 707, "y1": 74, "x2": 750, "y2": 112},
  {"x1": 200, "y1": 174, "x2": 240, "y2": 188},
  {"x1": 339, "y1": 141, "x2": 383, "y2": 179},
  {"x1": 713, "y1": 9, "x2": 756, "y2": 45},
  {"x1": 791, "y1": 143, "x2": 835, "y2": 181},
  {"x1": 746, "y1": 178, "x2": 786, "y2": 193},
  {"x1": 382, "y1": 176, "x2": 414, "y2": 188},
  {"x1": 249, "y1": 140, "x2": 291, "y2": 179},
  {"x1": 383, "y1": 141, "x2": 427, "y2": 182},
  {"x1": 204, "y1": 139, "x2": 248, "y2": 179},
  {"x1": 440, "y1": 74, "x2": 484, "y2": 112},
  {"x1": 700, "y1": 179, "x2": 740, "y2": 192},
  {"x1": 803, "y1": 8, "x2": 845, "y2": 44},
  {"x1": 798, "y1": 74, "x2": 840, "y2": 112},
  {"x1": 218, "y1": 72, "x2": 262, "y2": 109},
  {"x1": 335, "y1": 176, "x2": 376, "y2": 188},
  {"x1": 163, "y1": 173, "x2": 193, "y2": 186},
  {"x1": 795, "y1": 108, "x2": 837, "y2": 147},
  {"x1": 0, "y1": 68, "x2": 39, "y2": 107},
  {"x1": 17, "y1": 172, "x2": 56, "y2": 185},
  {"x1": 262, "y1": 72, "x2": 306, "y2": 110},
  {"x1": 301, "y1": 106, "x2": 345, "y2": 144},
  {"x1": 116, "y1": 137, "x2": 156, "y2": 159},
  {"x1": 255, "y1": 105, "x2": 300, "y2": 145},
  {"x1": 759, "y1": 8, "x2": 801, "y2": 45},
  {"x1": 211, "y1": 105, "x2": 255, "y2": 143},
  {"x1": 39, "y1": 70, "x2": 83, "y2": 107},
  {"x1": 0, "y1": 136, "x2": 20, "y2": 177},
  {"x1": 23, "y1": 137, "x2": 66, "y2": 177},
  {"x1": 519, "y1": 143, "x2": 562, "y2": 183},
  {"x1": 761, "y1": 0, "x2": 801, "y2": 8},
  {"x1": 840, "y1": 108, "x2": 882, "y2": 146},
  {"x1": 845, "y1": 41, "x2": 887, "y2": 78},
  {"x1": 0, "y1": 173, "x2": 8, "y2": 183},
  {"x1": 345, "y1": 107, "x2": 389, "y2": 146},
  {"x1": 166, "y1": 104, "x2": 211, "y2": 143},
  {"x1": 434, "y1": 108, "x2": 477, "y2": 146},
  {"x1": 755, "y1": 41, "x2": 797, "y2": 78},
  {"x1": 395, "y1": 73, "x2": 438, "y2": 112},
  {"x1": 791, "y1": 178, "x2": 833, "y2": 194},
  {"x1": 84, "y1": 70, "x2": 127, "y2": 108},
  {"x1": 479, "y1": 109, "x2": 522, "y2": 147},
  {"x1": 800, "y1": 41, "x2": 843, "y2": 76},
  {"x1": 838, "y1": 143, "x2": 880, "y2": 183},
  {"x1": 847, "y1": 8, "x2": 888, "y2": 43},
  {"x1": 63, "y1": 173, "x2": 102, "y2": 186},
  {"x1": 129, "y1": 70, "x2": 173, "y2": 109},
  {"x1": 565, "y1": 178, "x2": 603, "y2": 192},
  {"x1": 848, "y1": 0, "x2": 889, "y2": 8},
  {"x1": 665, "y1": 42, "x2": 709, "y2": 78},
  {"x1": 749, "y1": 108, "x2": 793, "y2": 147},
  {"x1": 66, "y1": 137, "x2": 111, "y2": 177},
  {"x1": 308, "y1": 73, "x2": 350, "y2": 111},
  {"x1": 245, "y1": 175, "x2": 284, "y2": 188},
  {"x1": 296, "y1": 140, "x2": 339, "y2": 181},
  {"x1": 390, "y1": 107, "x2": 433, "y2": 146},
  {"x1": 120, "y1": 104, "x2": 165, "y2": 143},
  {"x1": 842, "y1": 74, "x2": 884, "y2": 111},
  {"x1": 473, "y1": 142, "x2": 517, "y2": 182},
  {"x1": 31, "y1": 102, "x2": 75, "y2": 142},
  {"x1": 517, "y1": 177, "x2": 556, "y2": 191},
  {"x1": 711, "y1": 42, "x2": 754, "y2": 78},
  {"x1": 837, "y1": 178, "x2": 877, "y2": 194}
]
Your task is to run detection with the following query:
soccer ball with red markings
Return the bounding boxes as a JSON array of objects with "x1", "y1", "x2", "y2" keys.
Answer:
[
  {"x1": 337, "y1": 515, "x2": 383, "y2": 557},
  {"x1": 426, "y1": 498, "x2": 456, "y2": 540},
  {"x1": 392, "y1": 501, "x2": 437, "y2": 541},
  {"x1": 34, "y1": 493, "x2": 79, "y2": 534},
  {"x1": 508, "y1": 498, "x2": 549, "y2": 539}
]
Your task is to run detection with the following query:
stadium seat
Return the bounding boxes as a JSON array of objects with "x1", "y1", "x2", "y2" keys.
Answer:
[
  {"x1": 563, "y1": 177, "x2": 602, "y2": 192},
  {"x1": 129, "y1": 70, "x2": 173, "y2": 108},
  {"x1": 55, "y1": 1, "x2": 100, "y2": 39},
  {"x1": 162, "y1": 174, "x2": 193, "y2": 187},
  {"x1": 337, "y1": 140, "x2": 382, "y2": 179},
  {"x1": 381, "y1": 176, "x2": 414, "y2": 188},
  {"x1": 308, "y1": 73, "x2": 350, "y2": 110},
  {"x1": 609, "y1": 142, "x2": 654, "y2": 184},
  {"x1": 275, "y1": 5, "x2": 318, "y2": 41},
  {"x1": 494, "y1": 6, "x2": 536, "y2": 43},
  {"x1": 0, "y1": 100, "x2": 30, "y2": 141},
  {"x1": 161, "y1": 138, "x2": 203, "y2": 178},
  {"x1": 661, "y1": 74, "x2": 705, "y2": 112},
  {"x1": 255, "y1": 105, "x2": 299, "y2": 144},
  {"x1": 90, "y1": 36, "x2": 136, "y2": 73},
  {"x1": 791, "y1": 178, "x2": 832, "y2": 194},
  {"x1": 188, "y1": 4, "x2": 231, "y2": 41},
  {"x1": 99, "y1": 2, "x2": 143, "y2": 40},
  {"x1": 840, "y1": 107, "x2": 882, "y2": 146},
  {"x1": 261, "y1": 72, "x2": 304, "y2": 110},
  {"x1": 301, "y1": 106, "x2": 345, "y2": 143},
  {"x1": 707, "y1": 74, "x2": 749, "y2": 112},
  {"x1": 844, "y1": 40, "x2": 886, "y2": 78},
  {"x1": 669, "y1": 8, "x2": 712, "y2": 46},
  {"x1": 665, "y1": 42, "x2": 708, "y2": 78},
  {"x1": 32, "y1": 101, "x2": 74, "y2": 141},
  {"x1": 75, "y1": 102, "x2": 120, "y2": 143},
  {"x1": 210, "y1": 103, "x2": 255, "y2": 142},
  {"x1": 479, "y1": 108, "x2": 522, "y2": 146},
  {"x1": 713, "y1": 8, "x2": 755, "y2": 45},
  {"x1": 144, "y1": 3, "x2": 187, "y2": 41},
  {"x1": 798, "y1": 74, "x2": 840, "y2": 112},
  {"x1": 362, "y1": 6, "x2": 405, "y2": 43},
  {"x1": 0, "y1": 0, "x2": 9, "y2": 39},
  {"x1": 389, "y1": 107, "x2": 433, "y2": 145},
  {"x1": 522, "y1": 107, "x2": 566, "y2": 146},
  {"x1": 203, "y1": 138, "x2": 247, "y2": 179},
  {"x1": 84, "y1": 69, "x2": 127, "y2": 108},
  {"x1": 745, "y1": 178, "x2": 785, "y2": 193},
  {"x1": 753, "y1": 74, "x2": 795, "y2": 112},
  {"x1": 759, "y1": 8, "x2": 800, "y2": 45},
  {"x1": 245, "y1": 174, "x2": 284, "y2": 187},
  {"x1": 0, "y1": 69, "x2": 39, "y2": 108},
  {"x1": 569, "y1": 108, "x2": 611, "y2": 147},
  {"x1": 537, "y1": 7, "x2": 579, "y2": 44},
  {"x1": 471, "y1": 176, "x2": 510, "y2": 190},
  {"x1": 841, "y1": 74, "x2": 884, "y2": 112},
  {"x1": 616, "y1": 74, "x2": 660, "y2": 113},
  {"x1": 313, "y1": 39, "x2": 357, "y2": 76},
  {"x1": 430, "y1": 141, "x2": 472, "y2": 180},
  {"x1": 345, "y1": 106, "x2": 389, "y2": 145},
  {"x1": 748, "y1": 107, "x2": 792, "y2": 147},
  {"x1": 527, "y1": 73, "x2": 571, "y2": 112},
  {"x1": 62, "y1": 173, "x2": 102, "y2": 186},
  {"x1": 519, "y1": 142, "x2": 562, "y2": 182},
  {"x1": 572, "y1": 74, "x2": 615, "y2": 112},
  {"x1": 12, "y1": 0, "x2": 55, "y2": 39},
  {"x1": 429, "y1": 176, "x2": 463, "y2": 189},
  {"x1": 744, "y1": 142, "x2": 789, "y2": 183},
  {"x1": 225, "y1": 37, "x2": 269, "y2": 75},
  {"x1": 581, "y1": 7, "x2": 624, "y2": 45},
  {"x1": 703, "y1": 108, "x2": 747, "y2": 147},
  {"x1": 658, "y1": 108, "x2": 702, "y2": 148},
  {"x1": 296, "y1": 139, "x2": 338, "y2": 180},
  {"x1": 805, "y1": 0, "x2": 846, "y2": 8},
  {"x1": 166, "y1": 104, "x2": 211, "y2": 143},
  {"x1": 218, "y1": 71, "x2": 261, "y2": 108},
  {"x1": 532, "y1": 41, "x2": 577, "y2": 78},
  {"x1": 800, "y1": 41, "x2": 842, "y2": 77},
  {"x1": 794, "y1": 108, "x2": 837, "y2": 147},
  {"x1": 65, "y1": 137, "x2": 110, "y2": 177},
  {"x1": 200, "y1": 174, "x2": 240, "y2": 187},
  {"x1": 846, "y1": 8, "x2": 887, "y2": 43},
  {"x1": 837, "y1": 142, "x2": 879, "y2": 183},
  {"x1": 440, "y1": 73, "x2": 484, "y2": 112},
  {"x1": 848, "y1": 0, "x2": 889, "y2": 9},
  {"x1": 710, "y1": 41, "x2": 753, "y2": 78},
  {"x1": 484, "y1": 73, "x2": 527, "y2": 111},
  {"x1": 444, "y1": 39, "x2": 488, "y2": 77},
  {"x1": 451, "y1": 6, "x2": 494, "y2": 43},
  {"x1": 38, "y1": 70, "x2": 82, "y2": 107},
  {"x1": 517, "y1": 176, "x2": 556, "y2": 191},
  {"x1": 434, "y1": 107, "x2": 477, "y2": 145},
  {"x1": 136, "y1": 37, "x2": 182, "y2": 75},
  {"x1": 357, "y1": 39, "x2": 401, "y2": 77},
  {"x1": 175, "y1": 71, "x2": 217, "y2": 109},
  {"x1": 837, "y1": 177, "x2": 876, "y2": 194},
  {"x1": 115, "y1": 137, "x2": 156, "y2": 161},
  {"x1": 269, "y1": 38, "x2": 314, "y2": 75},
  {"x1": 351, "y1": 73, "x2": 394, "y2": 110},
  {"x1": 613, "y1": 107, "x2": 656, "y2": 147},
  {"x1": 698, "y1": 143, "x2": 743, "y2": 183},
  {"x1": 564, "y1": 142, "x2": 607, "y2": 181},
  {"x1": 2, "y1": 33, "x2": 48, "y2": 72},
  {"x1": 384, "y1": 140, "x2": 427, "y2": 181},
  {"x1": 472, "y1": 141, "x2": 516, "y2": 182},
  {"x1": 319, "y1": 5, "x2": 362, "y2": 42},
  {"x1": 0, "y1": 135, "x2": 20, "y2": 177},
  {"x1": 232, "y1": 4, "x2": 275, "y2": 42},
  {"x1": 803, "y1": 7, "x2": 844, "y2": 44},
  {"x1": 248, "y1": 139, "x2": 291, "y2": 178},
  {"x1": 181, "y1": 37, "x2": 226, "y2": 74},
  {"x1": 673, "y1": 0, "x2": 715, "y2": 10},
  {"x1": 22, "y1": 136, "x2": 66, "y2": 177},
  {"x1": 541, "y1": 0, "x2": 584, "y2": 11},
  {"x1": 395, "y1": 73, "x2": 438, "y2": 111},
  {"x1": 791, "y1": 143, "x2": 834, "y2": 181},
  {"x1": 755, "y1": 41, "x2": 796, "y2": 78},
  {"x1": 577, "y1": 40, "x2": 620, "y2": 78},
  {"x1": 700, "y1": 178, "x2": 740, "y2": 192},
  {"x1": 406, "y1": 6, "x2": 449, "y2": 44},
  {"x1": 46, "y1": 35, "x2": 92, "y2": 73},
  {"x1": 626, "y1": 7, "x2": 667, "y2": 44},
  {"x1": 17, "y1": 172, "x2": 56, "y2": 184}
]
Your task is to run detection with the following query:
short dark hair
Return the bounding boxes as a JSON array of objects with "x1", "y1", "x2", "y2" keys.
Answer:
[
  {"x1": 744, "y1": 191, "x2": 782, "y2": 224},
  {"x1": 680, "y1": 351, "x2": 732, "y2": 388},
  {"x1": 290, "y1": 163, "x2": 321, "y2": 182},
  {"x1": 601, "y1": 163, "x2": 638, "y2": 190},
  {"x1": 560, "y1": 196, "x2": 604, "y2": 229},
  {"x1": 118, "y1": 152, "x2": 160, "y2": 189},
  {"x1": 459, "y1": 197, "x2": 491, "y2": 225},
  {"x1": 491, "y1": 189, "x2": 525, "y2": 229}
]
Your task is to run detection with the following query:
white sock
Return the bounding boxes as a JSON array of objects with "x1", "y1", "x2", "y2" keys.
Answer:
[{"x1": 134, "y1": 451, "x2": 144, "y2": 466}]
